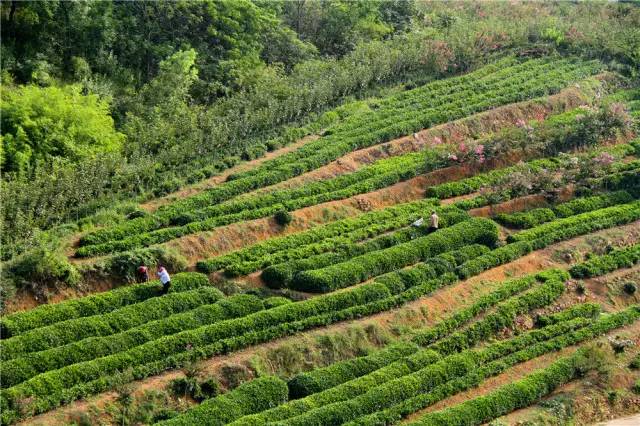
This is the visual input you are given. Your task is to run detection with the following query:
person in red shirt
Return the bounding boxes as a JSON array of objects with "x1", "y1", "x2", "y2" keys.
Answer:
[{"x1": 136, "y1": 265, "x2": 149, "y2": 283}]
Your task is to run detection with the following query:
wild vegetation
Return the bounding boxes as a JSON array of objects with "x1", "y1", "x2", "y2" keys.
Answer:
[{"x1": 2, "y1": 1, "x2": 640, "y2": 425}]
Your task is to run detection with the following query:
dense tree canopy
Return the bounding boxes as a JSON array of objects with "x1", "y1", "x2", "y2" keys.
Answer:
[
  {"x1": 0, "y1": 0, "x2": 318, "y2": 102},
  {"x1": 1, "y1": 84, "x2": 123, "y2": 177}
]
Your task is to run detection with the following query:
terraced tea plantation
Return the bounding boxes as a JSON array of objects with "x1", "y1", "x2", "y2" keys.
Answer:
[{"x1": 3, "y1": 56, "x2": 640, "y2": 426}]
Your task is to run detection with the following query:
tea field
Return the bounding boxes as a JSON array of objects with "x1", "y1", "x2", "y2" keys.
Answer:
[{"x1": 3, "y1": 55, "x2": 640, "y2": 426}]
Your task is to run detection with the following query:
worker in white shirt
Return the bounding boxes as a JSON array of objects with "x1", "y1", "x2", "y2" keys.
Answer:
[
  {"x1": 157, "y1": 266, "x2": 171, "y2": 295},
  {"x1": 429, "y1": 210, "x2": 439, "y2": 233}
]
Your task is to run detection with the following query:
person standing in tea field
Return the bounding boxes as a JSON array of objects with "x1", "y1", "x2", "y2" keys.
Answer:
[
  {"x1": 157, "y1": 266, "x2": 171, "y2": 295},
  {"x1": 136, "y1": 265, "x2": 150, "y2": 283},
  {"x1": 429, "y1": 210, "x2": 439, "y2": 232}
]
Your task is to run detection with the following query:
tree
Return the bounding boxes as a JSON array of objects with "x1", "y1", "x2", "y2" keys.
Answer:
[
  {"x1": 1, "y1": 84, "x2": 123, "y2": 177},
  {"x1": 123, "y1": 49, "x2": 201, "y2": 157}
]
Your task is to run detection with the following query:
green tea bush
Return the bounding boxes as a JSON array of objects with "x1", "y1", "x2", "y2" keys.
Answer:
[
  {"x1": 425, "y1": 158, "x2": 561, "y2": 199},
  {"x1": 508, "y1": 201, "x2": 640, "y2": 248},
  {"x1": 232, "y1": 271, "x2": 572, "y2": 425},
  {"x1": 535, "y1": 302, "x2": 601, "y2": 327},
  {"x1": 412, "y1": 274, "x2": 539, "y2": 346},
  {"x1": 1, "y1": 294, "x2": 264, "y2": 387},
  {"x1": 287, "y1": 342, "x2": 420, "y2": 399},
  {"x1": 553, "y1": 191, "x2": 634, "y2": 218},
  {"x1": 262, "y1": 208, "x2": 468, "y2": 288},
  {"x1": 456, "y1": 241, "x2": 533, "y2": 279},
  {"x1": 0, "y1": 282, "x2": 391, "y2": 411},
  {"x1": 355, "y1": 307, "x2": 640, "y2": 426},
  {"x1": 569, "y1": 243, "x2": 640, "y2": 279},
  {"x1": 157, "y1": 376, "x2": 288, "y2": 425},
  {"x1": 274, "y1": 210, "x2": 293, "y2": 226},
  {"x1": 262, "y1": 297, "x2": 292, "y2": 310},
  {"x1": 267, "y1": 304, "x2": 629, "y2": 426},
  {"x1": 495, "y1": 208, "x2": 556, "y2": 229},
  {"x1": 201, "y1": 198, "x2": 439, "y2": 275},
  {"x1": 406, "y1": 350, "x2": 591, "y2": 426},
  {"x1": 427, "y1": 271, "x2": 568, "y2": 355},
  {"x1": 495, "y1": 191, "x2": 634, "y2": 229},
  {"x1": 292, "y1": 218, "x2": 498, "y2": 292},
  {"x1": 0, "y1": 286, "x2": 224, "y2": 361},
  {"x1": 0, "y1": 272, "x2": 209, "y2": 338}
]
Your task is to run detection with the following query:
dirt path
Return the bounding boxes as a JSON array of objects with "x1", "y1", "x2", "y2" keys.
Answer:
[
  {"x1": 21, "y1": 221, "x2": 640, "y2": 426},
  {"x1": 598, "y1": 415, "x2": 640, "y2": 425}
]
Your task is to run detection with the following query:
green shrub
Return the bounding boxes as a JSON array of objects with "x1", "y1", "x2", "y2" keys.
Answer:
[
  {"x1": 287, "y1": 342, "x2": 420, "y2": 399},
  {"x1": 77, "y1": 58, "x2": 601, "y2": 254},
  {"x1": 0, "y1": 281, "x2": 391, "y2": 412},
  {"x1": 405, "y1": 348, "x2": 602, "y2": 426},
  {"x1": 456, "y1": 241, "x2": 533, "y2": 279},
  {"x1": 427, "y1": 271, "x2": 568, "y2": 355},
  {"x1": 263, "y1": 304, "x2": 636, "y2": 426},
  {"x1": 261, "y1": 208, "x2": 469, "y2": 288},
  {"x1": 569, "y1": 243, "x2": 640, "y2": 279},
  {"x1": 495, "y1": 208, "x2": 556, "y2": 229},
  {"x1": 508, "y1": 201, "x2": 640, "y2": 249},
  {"x1": 1, "y1": 84, "x2": 124, "y2": 177},
  {"x1": 99, "y1": 246, "x2": 188, "y2": 281},
  {"x1": 426, "y1": 158, "x2": 562, "y2": 199},
  {"x1": 238, "y1": 309, "x2": 588, "y2": 426},
  {"x1": 412, "y1": 274, "x2": 539, "y2": 346},
  {"x1": 274, "y1": 210, "x2": 293, "y2": 226},
  {"x1": 292, "y1": 218, "x2": 498, "y2": 292},
  {"x1": 0, "y1": 272, "x2": 209, "y2": 338},
  {"x1": 198, "y1": 198, "x2": 439, "y2": 274},
  {"x1": 263, "y1": 297, "x2": 292, "y2": 309},
  {"x1": 0, "y1": 286, "x2": 224, "y2": 361},
  {"x1": 1, "y1": 294, "x2": 265, "y2": 387},
  {"x1": 624, "y1": 282, "x2": 637, "y2": 295},
  {"x1": 169, "y1": 375, "x2": 220, "y2": 402},
  {"x1": 158, "y1": 376, "x2": 288, "y2": 425},
  {"x1": 535, "y1": 303, "x2": 601, "y2": 328},
  {"x1": 552, "y1": 191, "x2": 633, "y2": 218},
  {"x1": 374, "y1": 244, "x2": 490, "y2": 295},
  {"x1": 6, "y1": 247, "x2": 80, "y2": 291},
  {"x1": 234, "y1": 271, "x2": 574, "y2": 425},
  {"x1": 348, "y1": 307, "x2": 640, "y2": 426}
]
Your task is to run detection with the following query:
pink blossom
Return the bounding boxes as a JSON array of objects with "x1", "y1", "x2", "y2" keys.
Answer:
[
  {"x1": 433, "y1": 136, "x2": 443, "y2": 145},
  {"x1": 448, "y1": 153, "x2": 458, "y2": 161},
  {"x1": 474, "y1": 144, "x2": 485, "y2": 155},
  {"x1": 458, "y1": 143, "x2": 467, "y2": 153},
  {"x1": 516, "y1": 119, "x2": 527, "y2": 128}
]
